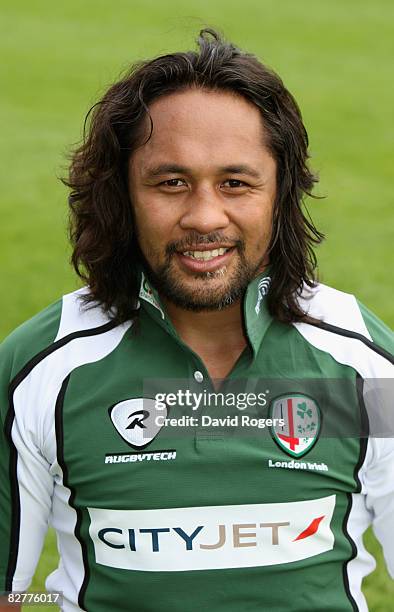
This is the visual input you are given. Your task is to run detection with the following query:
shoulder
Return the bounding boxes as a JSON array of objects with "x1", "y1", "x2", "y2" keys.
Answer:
[
  {"x1": 0, "y1": 288, "x2": 115, "y2": 384},
  {"x1": 293, "y1": 282, "x2": 393, "y2": 374},
  {"x1": 355, "y1": 300, "x2": 393, "y2": 355},
  {"x1": 1, "y1": 290, "x2": 131, "y2": 458}
]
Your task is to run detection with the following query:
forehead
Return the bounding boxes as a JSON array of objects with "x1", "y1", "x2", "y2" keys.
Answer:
[
  {"x1": 147, "y1": 88, "x2": 264, "y2": 136},
  {"x1": 130, "y1": 88, "x2": 272, "y2": 173}
]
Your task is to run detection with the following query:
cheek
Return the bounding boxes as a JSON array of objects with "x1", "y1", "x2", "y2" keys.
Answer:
[
  {"x1": 133, "y1": 200, "x2": 175, "y2": 247},
  {"x1": 234, "y1": 204, "x2": 274, "y2": 244}
]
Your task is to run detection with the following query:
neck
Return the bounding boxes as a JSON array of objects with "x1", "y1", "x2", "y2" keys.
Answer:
[
  {"x1": 161, "y1": 298, "x2": 248, "y2": 382},
  {"x1": 163, "y1": 299, "x2": 245, "y2": 345}
]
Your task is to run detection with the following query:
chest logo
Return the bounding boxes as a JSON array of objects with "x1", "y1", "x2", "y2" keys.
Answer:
[
  {"x1": 255, "y1": 276, "x2": 271, "y2": 314},
  {"x1": 269, "y1": 394, "x2": 321, "y2": 458},
  {"x1": 139, "y1": 273, "x2": 165, "y2": 319},
  {"x1": 109, "y1": 398, "x2": 167, "y2": 449}
]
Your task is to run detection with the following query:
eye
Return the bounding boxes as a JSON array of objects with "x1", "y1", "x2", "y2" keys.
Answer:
[
  {"x1": 161, "y1": 178, "x2": 187, "y2": 188},
  {"x1": 222, "y1": 179, "x2": 248, "y2": 189}
]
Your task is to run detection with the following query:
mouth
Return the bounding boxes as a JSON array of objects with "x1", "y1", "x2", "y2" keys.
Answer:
[
  {"x1": 182, "y1": 246, "x2": 232, "y2": 260},
  {"x1": 176, "y1": 246, "x2": 236, "y2": 273}
]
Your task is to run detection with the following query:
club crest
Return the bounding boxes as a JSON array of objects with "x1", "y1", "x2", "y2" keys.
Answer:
[
  {"x1": 109, "y1": 398, "x2": 166, "y2": 449},
  {"x1": 269, "y1": 394, "x2": 321, "y2": 457}
]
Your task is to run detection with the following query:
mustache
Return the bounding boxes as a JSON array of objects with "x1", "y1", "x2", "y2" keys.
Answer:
[{"x1": 166, "y1": 232, "x2": 244, "y2": 255}]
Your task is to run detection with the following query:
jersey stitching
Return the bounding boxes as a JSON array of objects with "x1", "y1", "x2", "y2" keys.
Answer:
[
  {"x1": 342, "y1": 494, "x2": 359, "y2": 612},
  {"x1": 341, "y1": 376, "x2": 369, "y2": 612},
  {"x1": 55, "y1": 375, "x2": 89, "y2": 611}
]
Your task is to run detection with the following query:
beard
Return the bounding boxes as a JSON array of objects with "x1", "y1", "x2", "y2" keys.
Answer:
[{"x1": 138, "y1": 232, "x2": 266, "y2": 312}]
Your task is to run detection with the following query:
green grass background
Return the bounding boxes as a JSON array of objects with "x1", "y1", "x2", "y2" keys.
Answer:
[{"x1": 1, "y1": 0, "x2": 393, "y2": 610}]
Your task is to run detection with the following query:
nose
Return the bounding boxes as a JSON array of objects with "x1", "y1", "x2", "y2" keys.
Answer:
[{"x1": 179, "y1": 186, "x2": 230, "y2": 234}]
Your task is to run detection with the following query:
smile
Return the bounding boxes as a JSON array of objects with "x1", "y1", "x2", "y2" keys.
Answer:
[
  {"x1": 176, "y1": 247, "x2": 235, "y2": 273},
  {"x1": 182, "y1": 247, "x2": 230, "y2": 261}
]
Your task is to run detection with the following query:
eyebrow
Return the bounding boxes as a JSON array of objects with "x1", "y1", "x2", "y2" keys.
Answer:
[
  {"x1": 144, "y1": 164, "x2": 189, "y2": 177},
  {"x1": 143, "y1": 163, "x2": 262, "y2": 179}
]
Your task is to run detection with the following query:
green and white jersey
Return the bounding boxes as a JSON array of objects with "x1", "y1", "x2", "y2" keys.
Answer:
[{"x1": 1, "y1": 272, "x2": 393, "y2": 612}]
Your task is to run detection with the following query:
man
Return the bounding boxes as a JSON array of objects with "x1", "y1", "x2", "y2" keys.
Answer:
[{"x1": 0, "y1": 29, "x2": 393, "y2": 612}]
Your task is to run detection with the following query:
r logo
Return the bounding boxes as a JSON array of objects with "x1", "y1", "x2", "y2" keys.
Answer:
[
  {"x1": 109, "y1": 399, "x2": 167, "y2": 449},
  {"x1": 126, "y1": 410, "x2": 149, "y2": 430}
]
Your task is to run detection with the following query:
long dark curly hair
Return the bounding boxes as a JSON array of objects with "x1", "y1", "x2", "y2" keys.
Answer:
[{"x1": 64, "y1": 28, "x2": 323, "y2": 324}]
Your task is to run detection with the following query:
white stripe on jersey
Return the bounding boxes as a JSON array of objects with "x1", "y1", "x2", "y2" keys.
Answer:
[
  {"x1": 55, "y1": 288, "x2": 114, "y2": 341},
  {"x1": 297, "y1": 283, "x2": 371, "y2": 337}
]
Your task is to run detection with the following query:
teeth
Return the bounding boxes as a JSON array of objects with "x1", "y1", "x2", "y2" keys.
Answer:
[{"x1": 183, "y1": 248, "x2": 228, "y2": 261}]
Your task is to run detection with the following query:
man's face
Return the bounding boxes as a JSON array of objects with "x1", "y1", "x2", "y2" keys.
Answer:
[{"x1": 128, "y1": 88, "x2": 277, "y2": 311}]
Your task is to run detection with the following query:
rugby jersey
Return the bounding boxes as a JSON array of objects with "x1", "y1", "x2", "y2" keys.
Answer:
[{"x1": 0, "y1": 271, "x2": 393, "y2": 611}]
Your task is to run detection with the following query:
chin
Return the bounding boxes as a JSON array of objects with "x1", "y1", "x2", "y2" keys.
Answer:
[
  {"x1": 164, "y1": 280, "x2": 245, "y2": 312},
  {"x1": 143, "y1": 253, "x2": 258, "y2": 311}
]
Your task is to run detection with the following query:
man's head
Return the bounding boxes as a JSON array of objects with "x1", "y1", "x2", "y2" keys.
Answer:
[
  {"x1": 66, "y1": 28, "x2": 323, "y2": 323},
  {"x1": 128, "y1": 88, "x2": 277, "y2": 312}
]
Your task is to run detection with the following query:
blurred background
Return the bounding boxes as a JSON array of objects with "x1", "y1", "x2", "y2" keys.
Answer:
[{"x1": 1, "y1": 0, "x2": 393, "y2": 609}]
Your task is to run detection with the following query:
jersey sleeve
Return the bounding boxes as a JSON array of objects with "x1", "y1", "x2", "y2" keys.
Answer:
[
  {"x1": 357, "y1": 300, "x2": 394, "y2": 578},
  {"x1": 362, "y1": 437, "x2": 394, "y2": 578},
  {"x1": 0, "y1": 301, "x2": 62, "y2": 592}
]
